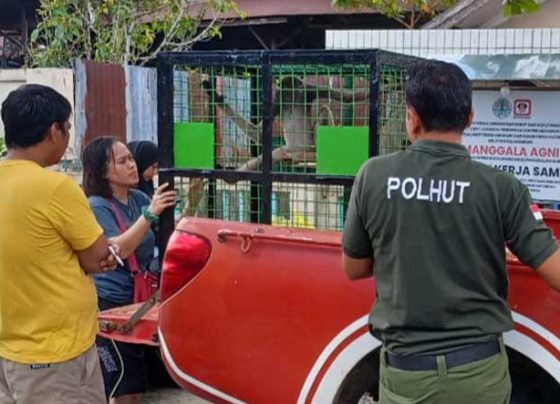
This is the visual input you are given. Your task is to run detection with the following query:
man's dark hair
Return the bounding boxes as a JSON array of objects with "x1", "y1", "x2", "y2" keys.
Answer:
[
  {"x1": 1, "y1": 84, "x2": 72, "y2": 148},
  {"x1": 405, "y1": 60, "x2": 472, "y2": 133},
  {"x1": 82, "y1": 136, "x2": 120, "y2": 198}
]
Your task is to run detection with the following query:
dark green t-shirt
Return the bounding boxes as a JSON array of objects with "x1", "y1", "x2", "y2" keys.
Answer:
[{"x1": 343, "y1": 139, "x2": 558, "y2": 355}]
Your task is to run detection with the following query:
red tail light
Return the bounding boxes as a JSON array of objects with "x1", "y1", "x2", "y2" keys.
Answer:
[{"x1": 161, "y1": 231, "x2": 211, "y2": 301}]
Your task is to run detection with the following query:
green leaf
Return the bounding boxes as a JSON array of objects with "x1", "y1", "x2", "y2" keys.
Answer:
[
  {"x1": 503, "y1": 0, "x2": 539, "y2": 15},
  {"x1": 30, "y1": 29, "x2": 39, "y2": 43},
  {"x1": 519, "y1": 0, "x2": 540, "y2": 13},
  {"x1": 502, "y1": 3, "x2": 513, "y2": 17},
  {"x1": 55, "y1": 25, "x2": 65, "y2": 39}
]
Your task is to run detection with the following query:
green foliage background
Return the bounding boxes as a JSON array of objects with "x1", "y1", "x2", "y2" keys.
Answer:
[
  {"x1": 29, "y1": 0, "x2": 243, "y2": 67},
  {"x1": 331, "y1": 0, "x2": 540, "y2": 28}
]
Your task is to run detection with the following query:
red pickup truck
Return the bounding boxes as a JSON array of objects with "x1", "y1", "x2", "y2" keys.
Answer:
[{"x1": 99, "y1": 211, "x2": 560, "y2": 403}]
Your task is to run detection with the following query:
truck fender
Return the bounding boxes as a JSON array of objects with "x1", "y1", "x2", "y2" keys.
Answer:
[{"x1": 299, "y1": 311, "x2": 560, "y2": 403}]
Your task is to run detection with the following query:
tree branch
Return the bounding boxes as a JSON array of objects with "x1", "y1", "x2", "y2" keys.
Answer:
[
  {"x1": 111, "y1": 4, "x2": 121, "y2": 60},
  {"x1": 409, "y1": 1, "x2": 416, "y2": 29},
  {"x1": 139, "y1": 14, "x2": 222, "y2": 64},
  {"x1": 379, "y1": 0, "x2": 411, "y2": 28},
  {"x1": 138, "y1": 0, "x2": 186, "y2": 64},
  {"x1": 124, "y1": 20, "x2": 135, "y2": 65}
]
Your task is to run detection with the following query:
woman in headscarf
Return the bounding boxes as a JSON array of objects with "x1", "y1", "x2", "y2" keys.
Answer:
[{"x1": 128, "y1": 141, "x2": 158, "y2": 198}]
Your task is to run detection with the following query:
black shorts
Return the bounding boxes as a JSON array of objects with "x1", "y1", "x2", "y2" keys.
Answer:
[{"x1": 97, "y1": 298, "x2": 147, "y2": 398}]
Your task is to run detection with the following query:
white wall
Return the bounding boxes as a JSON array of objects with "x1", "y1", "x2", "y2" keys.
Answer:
[
  {"x1": 326, "y1": 28, "x2": 560, "y2": 57},
  {"x1": 0, "y1": 68, "x2": 76, "y2": 159},
  {"x1": 0, "y1": 69, "x2": 26, "y2": 139}
]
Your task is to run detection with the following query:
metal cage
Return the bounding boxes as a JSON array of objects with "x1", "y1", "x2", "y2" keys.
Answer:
[{"x1": 157, "y1": 50, "x2": 420, "y2": 250}]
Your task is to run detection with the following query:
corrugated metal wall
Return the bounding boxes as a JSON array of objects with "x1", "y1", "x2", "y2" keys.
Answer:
[
  {"x1": 0, "y1": 61, "x2": 157, "y2": 170},
  {"x1": 82, "y1": 60, "x2": 127, "y2": 146},
  {"x1": 126, "y1": 65, "x2": 157, "y2": 144},
  {"x1": 2, "y1": 61, "x2": 157, "y2": 159},
  {"x1": 74, "y1": 60, "x2": 157, "y2": 151}
]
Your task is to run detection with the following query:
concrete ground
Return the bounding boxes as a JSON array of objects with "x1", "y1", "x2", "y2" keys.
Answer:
[{"x1": 143, "y1": 387, "x2": 210, "y2": 403}]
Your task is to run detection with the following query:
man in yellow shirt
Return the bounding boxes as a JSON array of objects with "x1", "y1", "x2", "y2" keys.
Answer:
[{"x1": 0, "y1": 85, "x2": 116, "y2": 403}]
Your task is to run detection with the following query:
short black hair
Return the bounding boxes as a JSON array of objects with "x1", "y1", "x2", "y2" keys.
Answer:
[
  {"x1": 405, "y1": 60, "x2": 472, "y2": 133},
  {"x1": 82, "y1": 136, "x2": 120, "y2": 198},
  {"x1": 1, "y1": 84, "x2": 72, "y2": 148}
]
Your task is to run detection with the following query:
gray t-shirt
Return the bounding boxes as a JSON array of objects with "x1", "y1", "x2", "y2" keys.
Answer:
[
  {"x1": 343, "y1": 139, "x2": 558, "y2": 355},
  {"x1": 89, "y1": 190, "x2": 155, "y2": 304}
]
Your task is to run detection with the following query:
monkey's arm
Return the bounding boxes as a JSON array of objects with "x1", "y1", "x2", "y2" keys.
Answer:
[
  {"x1": 202, "y1": 80, "x2": 261, "y2": 143},
  {"x1": 222, "y1": 104, "x2": 262, "y2": 143},
  {"x1": 303, "y1": 84, "x2": 369, "y2": 103}
]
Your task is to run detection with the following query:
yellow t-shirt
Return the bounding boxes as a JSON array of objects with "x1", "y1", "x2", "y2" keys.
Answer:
[{"x1": 0, "y1": 160, "x2": 103, "y2": 364}]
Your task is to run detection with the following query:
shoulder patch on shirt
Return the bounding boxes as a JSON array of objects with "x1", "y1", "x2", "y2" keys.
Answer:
[{"x1": 531, "y1": 204, "x2": 543, "y2": 221}]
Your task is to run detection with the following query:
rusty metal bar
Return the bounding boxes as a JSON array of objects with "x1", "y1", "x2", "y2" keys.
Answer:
[{"x1": 217, "y1": 229, "x2": 340, "y2": 249}]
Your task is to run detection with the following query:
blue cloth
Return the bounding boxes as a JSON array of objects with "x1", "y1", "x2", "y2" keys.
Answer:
[{"x1": 89, "y1": 190, "x2": 155, "y2": 304}]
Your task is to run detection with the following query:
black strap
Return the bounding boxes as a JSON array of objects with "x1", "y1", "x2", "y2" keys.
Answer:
[{"x1": 385, "y1": 340, "x2": 501, "y2": 371}]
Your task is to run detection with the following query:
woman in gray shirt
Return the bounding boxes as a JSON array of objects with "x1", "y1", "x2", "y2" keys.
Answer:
[{"x1": 82, "y1": 136, "x2": 175, "y2": 404}]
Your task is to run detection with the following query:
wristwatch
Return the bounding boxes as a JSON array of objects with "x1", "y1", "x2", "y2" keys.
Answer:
[{"x1": 142, "y1": 206, "x2": 159, "y2": 223}]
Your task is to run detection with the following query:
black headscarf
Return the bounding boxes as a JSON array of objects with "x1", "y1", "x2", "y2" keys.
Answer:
[{"x1": 128, "y1": 141, "x2": 158, "y2": 198}]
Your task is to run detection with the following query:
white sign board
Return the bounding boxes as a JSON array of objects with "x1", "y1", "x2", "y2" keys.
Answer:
[{"x1": 463, "y1": 91, "x2": 560, "y2": 202}]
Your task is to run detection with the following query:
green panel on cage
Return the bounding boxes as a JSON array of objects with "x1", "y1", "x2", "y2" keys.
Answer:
[
  {"x1": 316, "y1": 126, "x2": 368, "y2": 175},
  {"x1": 174, "y1": 122, "x2": 214, "y2": 169}
]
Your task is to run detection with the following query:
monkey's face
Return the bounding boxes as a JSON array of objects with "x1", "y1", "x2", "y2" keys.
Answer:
[
  {"x1": 278, "y1": 75, "x2": 304, "y2": 89},
  {"x1": 275, "y1": 75, "x2": 305, "y2": 104}
]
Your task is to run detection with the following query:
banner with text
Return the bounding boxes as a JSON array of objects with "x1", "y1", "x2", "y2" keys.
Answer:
[{"x1": 463, "y1": 90, "x2": 560, "y2": 202}]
